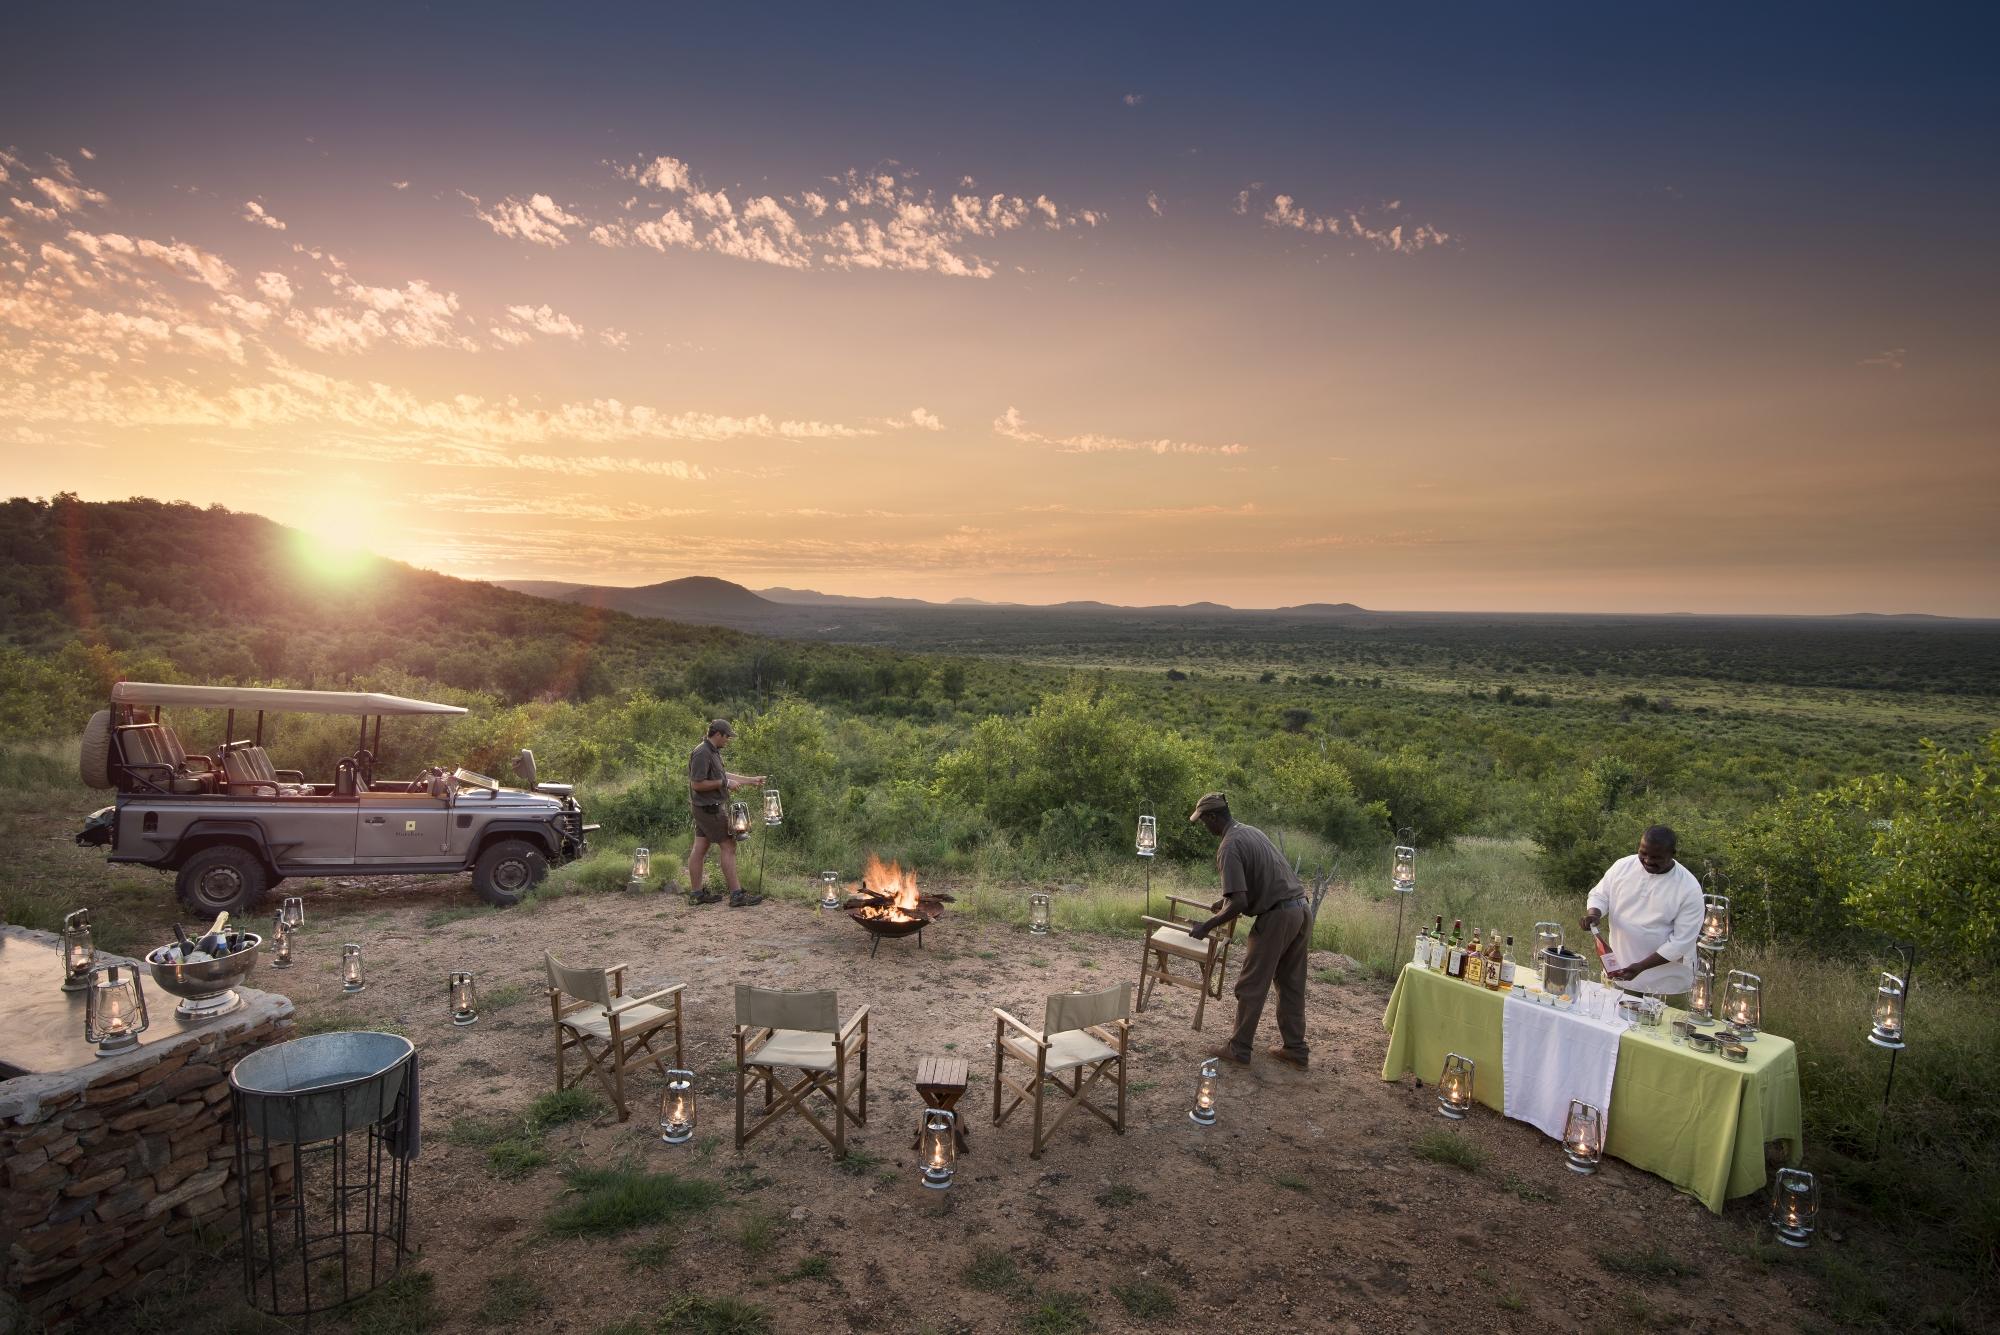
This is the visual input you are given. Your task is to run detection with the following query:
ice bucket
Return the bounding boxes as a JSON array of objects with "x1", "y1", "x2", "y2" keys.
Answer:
[
  {"x1": 1537, "y1": 947, "x2": 1589, "y2": 1005},
  {"x1": 230, "y1": 1031, "x2": 414, "y2": 1144}
]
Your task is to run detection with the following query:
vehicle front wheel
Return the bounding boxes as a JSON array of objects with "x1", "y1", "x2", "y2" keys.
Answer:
[
  {"x1": 176, "y1": 845, "x2": 269, "y2": 917},
  {"x1": 472, "y1": 839, "x2": 548, "y2": 907}
]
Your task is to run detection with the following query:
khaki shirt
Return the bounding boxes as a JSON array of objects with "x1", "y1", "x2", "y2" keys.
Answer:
[
  {"x1": 687, "y1": 740, "x2": 725, "y2": 810},
  {"x1": 1216, "y1": 822, "x2": 1303, "y2": 916}
]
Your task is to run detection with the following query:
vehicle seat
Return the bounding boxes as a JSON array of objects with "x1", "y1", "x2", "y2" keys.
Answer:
[
  {"x1": 114, "y1": 724, "x2": 213, "y2": 794},
  {"x1": 220, "y1": 743, "x2": 312, "y2": 796}
]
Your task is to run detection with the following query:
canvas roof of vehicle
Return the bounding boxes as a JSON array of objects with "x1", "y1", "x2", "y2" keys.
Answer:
[{"x1": 110, "y1": 682, "x2": 467, "y2": 717}]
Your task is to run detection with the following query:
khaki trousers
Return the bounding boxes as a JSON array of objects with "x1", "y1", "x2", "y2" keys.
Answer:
[{"x1": 1227, "y1": 904, "x2": 1310, "y2": 1060}]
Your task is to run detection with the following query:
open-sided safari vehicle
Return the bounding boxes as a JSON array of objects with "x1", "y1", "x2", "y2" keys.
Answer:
[{"x1": 76, "y1": 682, "x2": 593, "y2": 915}]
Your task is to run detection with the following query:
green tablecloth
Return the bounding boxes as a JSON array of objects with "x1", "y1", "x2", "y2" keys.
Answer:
[{"x1": 1381, "y1": 963, "x2": 1803, "y2": 1213}]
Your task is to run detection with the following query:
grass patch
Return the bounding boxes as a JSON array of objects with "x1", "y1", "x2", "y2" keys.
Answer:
[
  {"x1": 1595, "y1": 1245, "x2": 1696, "y2": 1284},
  {"x1": 1500, "y1": 1172, "x2": 1554, "y2": 1204},
  {"x1": 782, "y1": 1254, "x2": 832, "y2": 1282},
  {"x1": 1311, "y1": 967, "x2": 1347, "y2": 984},
  {"x1": 1498, "y1": 1289, "x2": 1526, "y2": 1312},
  {"x1": 486, "y1": 1139, "x2": 550, "y2": 1182},
  {"x1": 834, "y1": 1148, "x2": 883, "y2": 1177},
  {"x1": 1111, "y1": 1279, "x2": 1177, "y2": 1318},
  {"x1": 545, "y1": 1166, "x2": 725, "y2": 1239},
  {"x1": 963, "y1": 1247, "x2": 1026, "y2": 1296},
  {"x1": 484, "y1": 982, "x2": 532, "y2": 1010},
  {"x1": 654, "y1": 1293, "x2": 773, "y2": 1334},
  {"x1": 344, "y1": 1268, "x2": 439, "y2": 1335},
  {"x1": 1021, "y1": 1292, "x2": 1092, "y2": 1334},
  {"x1": 475, "y1": 1273, "x2": 544, "y2": 1326},
  {"x1": 1412, "y1": 1129, "x2": 1489, "y2": 1172},
  {"x1": 1093, "y1": 1182, "x2": 1144, "y2": 1208},
  {"x1": 525, "y1": 1087, "x2": 604, "y2": 1132},
  {"x1": 626, "y1": 1236, "x2": 675, "y2": 1269},
  {"x1": 734, "y1": 1210, "x2": 780, "y2": 1257},
  {"x1": 446, "y1": 1116, "x2": 512, "y2": 1148},
  {"x1": 421, "y1": 905, "x2": 497, "y2": 930},
  {"x1": 1273, "y1": 1171, "x2": 1310, "y2": 1192}
]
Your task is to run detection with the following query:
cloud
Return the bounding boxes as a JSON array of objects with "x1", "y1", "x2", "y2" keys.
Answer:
[
  {"x1": 505, "y1": 303, "x2": 585, "y2": 339},
  {"x1": 1147, "y1": 191, "x2": 1164, "y2": 218},
  {"x1": 1122, "y1": 92, "x2": 1145, "y2": 106},
  {"x1": 241, "y1": 200, "x2": 287, "y2": 231},
  {"x1": 909, "y1": 407, "x2": 942, "y2": 431},
  {"x1": 30, "y1": 158, "x2": 109, "y2": 213},
  {"x1": 1244, "y1": 186, "x2": 1452, "y2": 253},
  {"x1": 993, "y1": 407, "x2": 1249, "y2": 457},
  {"x1": 464, "y1": 191, "x2": 583, "y2": 247},
  {"x1": 284, "y1": 276, "x2": 473, "y2": 353},
  {"x1": 65, "y1": 229, "x2": 237, "y2": 289},
  {"x1": 256, "y1": 271, "x2": 294, "y2": 303},
  {"x1": 1860, "y1": 347, "x2": 1906, "y2": 371},
  {"x1": 11, "y1": 196, "x2": 59, "y2": 222},
  {"x1": 391, "y1": 180, "x2": 410, "y2": 191}
]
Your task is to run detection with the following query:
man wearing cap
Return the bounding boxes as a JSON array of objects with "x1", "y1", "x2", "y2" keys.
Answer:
[
  {"x1": 1186, "y1": 792, "x2": 1311, "y2": 1070},
  {"x1": 685, "y1": 720, "x2": 766, "y2": 908}
]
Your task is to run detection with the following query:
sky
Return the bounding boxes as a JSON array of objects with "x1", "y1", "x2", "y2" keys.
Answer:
[{"x1": 2, "y1": 3, "x2": 1996, "y2": 615}]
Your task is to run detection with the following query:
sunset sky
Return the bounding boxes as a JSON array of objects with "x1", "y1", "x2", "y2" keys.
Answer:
[{"x1": 3, "y1": 5, "x2": 1995, "y2": 614}]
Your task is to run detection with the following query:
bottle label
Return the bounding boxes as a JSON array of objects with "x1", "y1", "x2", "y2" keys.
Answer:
[
  {"x1": 1501, "y1": 960, "x2": 1516, "y2": 985},
  {"x1": 1466, "y1": 955, "x2": 1483, "y2": 985}
]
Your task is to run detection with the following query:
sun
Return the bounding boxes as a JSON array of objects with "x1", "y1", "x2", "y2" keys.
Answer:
[{"x1": 285, "y1": 484, "x2": 392, "y2": 583}]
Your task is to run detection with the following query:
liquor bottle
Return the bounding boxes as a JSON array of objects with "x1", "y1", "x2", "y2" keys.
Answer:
[
  {"x1": 1431, "y1": 917, "x2": 1447, "y2": 971},
  {"x1": 1466, "y1": 926, "x2": 1485, "y2": 986},
  {"x1": 1411, "y1": 920, "x2": 1430, "y2": 969},
  {"x1": 1499, "y1": 936, "x2": 1517, "y2": 990},
  {"x1": 1446, "y1": 920, "x2": 1467, "y2": 979},
  {"x1": 1484, "y1": 932, "x2": 1503, "y2": 990}
]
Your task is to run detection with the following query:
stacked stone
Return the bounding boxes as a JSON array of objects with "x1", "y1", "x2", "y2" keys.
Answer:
[{"x1": 1, "y1": 992, "x2": 293, "y2": 1326}]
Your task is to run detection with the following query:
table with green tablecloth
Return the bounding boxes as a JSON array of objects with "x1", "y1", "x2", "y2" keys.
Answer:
[{"x1": 1381, "y1": 963, "x2": 1803, "y2": 1213}]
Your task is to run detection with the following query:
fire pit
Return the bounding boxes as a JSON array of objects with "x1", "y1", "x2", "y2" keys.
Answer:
[{"x1": 845, "y1": 855, "x2": 955, "y2": 957}]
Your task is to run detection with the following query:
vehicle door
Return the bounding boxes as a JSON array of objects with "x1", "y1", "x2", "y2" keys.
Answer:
[{"x1": 355, "y1": 790, "x2": 453, "y2": 863}]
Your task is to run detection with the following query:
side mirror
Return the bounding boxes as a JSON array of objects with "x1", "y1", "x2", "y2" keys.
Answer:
[{"x1": 512, "y1": 749, "x2": 537, "y2": 788}]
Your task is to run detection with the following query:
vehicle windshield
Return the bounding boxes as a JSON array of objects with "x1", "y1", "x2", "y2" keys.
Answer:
[{"x1": 452, "y1": 768, "x2": 500, "y2": 794}]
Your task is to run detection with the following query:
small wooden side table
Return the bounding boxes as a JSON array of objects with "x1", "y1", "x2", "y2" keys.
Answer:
[{"x1": 912, "y1": 1055, "x2": 971, "y2": 1152}]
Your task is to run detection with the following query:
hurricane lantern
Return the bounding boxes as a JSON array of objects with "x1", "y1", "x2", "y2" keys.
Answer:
[
  {"x1": 763, "y1": 788, "x2": 783, "y2": 826},
  {"x1": 281, "y1": 896, "x2": 305, "y2": 929},
  {"x1": 1028, "y1": 892, "x2": 1052, "y2": 936},
  {"x1": 729, "y1": 800, "x2": 752, "y2": 839},
  {"x1": 819, "y1": 871, "x2": 842, "y2": 910},
  {"x1": 1438, "y1": 1052, "x2": 1475, "y2": 1120},
  {"x1": 1700, "y1": 894, "x2": 1731, "y2": 949},
  {"x1": 1136, "y1": 813, "x2": 1158, "y2": 858},
  {"x1": 341, "y1": 943, "x2": 366, "y2": 994},
  {"x1": 630, "y1": 847, "x2": 652, "y2": 885},
  {"x1": 269, "y1": 913, "x2": 293, "y2": 969},
  {"x1": 449, "y1": 970, "x2": 479, "y2": 1025},
  {"x1": 659, "y1": 1069, "x2": 696, "y2": 1144},
  {"x1": 84, "y1": 963, "x2": 149, "y2": 1055},
  {"x1": 920, "y1": 1108, "x2": 957, "y2": 1188},
  {"x1": 1722, "y1": 969, "x2": 1761, "y2": 1039},
  {"x1": 1769, "y1": 1167, "x2": 1819, "y2": 1247},
  {"x1": 1868, "y1": 971, "x2": 1907, "y2": 1050},
  {"x1": 60, "y1": 907, "x2": 95, "y2": 992},
  {"x1": 1686, "y1": 949, "x2": 1718, "y2": 1026},
  {"x1": 1189, "y1": 1057, "x2": 1220, "y2": 1125},
  {"x1": 1534, "y1": 921, "x2": 1564, "y2": 959},
  {"x1": 1392, "y1": 842, "x2": 1416, "y2": 894},
  {"x1": 1562, "y1": 1099, "x2": 1604, "y2": 1174}
]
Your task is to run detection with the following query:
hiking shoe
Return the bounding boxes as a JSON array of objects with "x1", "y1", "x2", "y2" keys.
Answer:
[
  {"x1": 728, "y1": 892, "x2": 764, "y2": 908},
  {"x1": 1206, "y1": 1045, "x2": 1251, "y2": 1067},
  {"x1": 688, "y1": 888, "x2": 725, "y2": 906},
  {"x1": 1267, "y1": 1047, "x2": 1310, "y2": 1070}
]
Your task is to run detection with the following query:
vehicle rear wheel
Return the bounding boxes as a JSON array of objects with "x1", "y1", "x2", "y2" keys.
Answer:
[
  {"x1": 472, "y1": 839, "x2": 547, "y2": 907},
  {"x1": 176, "y1": 845, "x2": 269, "y2": 917}
]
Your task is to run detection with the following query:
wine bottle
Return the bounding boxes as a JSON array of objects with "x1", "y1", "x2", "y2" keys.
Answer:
[
  {"x1": 1499, "y1": 936, "x2": 1517, "y2": 990},
  {"x1": 172, "y1": 922, "x2": 195, "y2": 962},
  {"x1": 1446, "y1": 919, "x2": 1466, "y2": 979},
  {"x1": 1590, "y1": 924, "x2": 1621, "y2": 977},
  {"x1": 196, "y1": 912, "x2": 232, "y2": 957}
]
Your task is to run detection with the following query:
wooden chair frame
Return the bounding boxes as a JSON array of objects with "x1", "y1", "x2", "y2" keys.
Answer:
[
  {"x1": 735, "y1": 998, "x2": 870, "y2": 1158},
  {"x1": 992, "y1": 992, "x2": 1130, "y2": 1159},
  {"x1": 546, "y1": 955, "x2": 685, "y2": 1122},
  {"x1": 1135, "y1": 893, "x2": 1241, "y2": 1030}
]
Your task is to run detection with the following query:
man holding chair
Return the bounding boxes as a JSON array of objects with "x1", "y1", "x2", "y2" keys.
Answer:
[{"x1": 1186, "y1": 792, "x2": 1312, "y2": 1070}]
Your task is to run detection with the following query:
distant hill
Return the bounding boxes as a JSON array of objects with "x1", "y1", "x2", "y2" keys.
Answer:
[
  {"x1": 757, "y1": 587, "x2": 958, "y2": 610},
  {"x1": 1275, "y1": 602, "x2": 1368, "y2": 617},
  {"x1": 521, "y1": 575, "x2": 778, "y2": 621}
]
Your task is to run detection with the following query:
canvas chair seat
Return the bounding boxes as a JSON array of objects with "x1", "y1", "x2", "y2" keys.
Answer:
[
  {"x1": 565, "y1": 1001, "x2": 675, "y2": 1043},
  {"x1": 746, "y1": 1028, "x2": 838, "y2": 1073},
  {"x1": 992, "y1": 983, "x2": 1130, "y2": 1159},
  {"x1": 999, "y1": 1027, "x2": 1117, "y2": 1074},
  {"x1": 1144, "y1": 925, "x2": 1208, "y2": 960}
]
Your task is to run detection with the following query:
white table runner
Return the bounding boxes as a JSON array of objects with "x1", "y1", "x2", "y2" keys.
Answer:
[{"x1": 1501, "y1": 984, "x2": 1625, "y2": 1140}]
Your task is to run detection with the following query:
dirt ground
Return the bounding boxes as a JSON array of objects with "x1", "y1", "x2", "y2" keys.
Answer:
[{"x1": 197, "y1": 873, "x2": 1807, "y2": 1333}]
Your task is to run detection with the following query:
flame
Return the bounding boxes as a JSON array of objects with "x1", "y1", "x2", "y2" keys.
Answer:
[{"x1": 856, "y1": 854, "x2": 925, "y2": 923}]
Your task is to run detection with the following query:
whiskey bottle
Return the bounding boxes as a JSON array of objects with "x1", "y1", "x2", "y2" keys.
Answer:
[
  {"x1": 1446, "y1": 920, "x2": 1467, "y2": 979},
  {"x1": 1484, "y1": 932, "x2": 1503, "y2": 990}
]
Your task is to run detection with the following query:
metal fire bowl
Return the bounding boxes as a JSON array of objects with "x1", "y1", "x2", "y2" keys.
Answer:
[
  {"x1": 147, "y1": 934, "x2": 262, "y2": 1021},
  {"x1": 846, "y1": 910, "x2": 931, "y2": 939}
]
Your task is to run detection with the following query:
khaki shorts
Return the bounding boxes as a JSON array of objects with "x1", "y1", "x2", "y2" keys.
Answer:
[{"x1": 691, "y1": 804, "x2": 736, "y2": 843}]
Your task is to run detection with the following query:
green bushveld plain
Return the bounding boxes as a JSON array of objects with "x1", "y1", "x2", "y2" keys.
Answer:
[{"x1": 2, "y1": 496, "x2": 1997, "y2": 1330}]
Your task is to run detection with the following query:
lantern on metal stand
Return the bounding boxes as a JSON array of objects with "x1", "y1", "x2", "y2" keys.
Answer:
[
  {"x1": 448, "y1": 971, "x2": 479, "y2": 1025},
  {"x1": 659, "y1": 1069, "x2": 696, "y2": 1144},
  {"x1": 1437, "y1": 1052, "x2": 1474, "y2": 1119},
  {"x1": 1391, "y1": 829, "x2": 1416, "y2": 970},
  {"x1": 1135, "y1": 802, "x2": 1157, "y2": 917},
  {"x1": 1189, "y1": 1058, "x2": 1220, "y2": 1125},
  {"x1": 1700, "y1": 893, "x2": 1731, "y2": 950},
  {"x1": 60, "y1": 908, "x2": 96, "y2": 992},
  {"x1": 919, "y1": 1108, "x2": 957, "y2": 1188},
  {"x1": 1871, "y1": 942, "x2": 1915, "y2": 1155},
  {"x1": 84, "y1": 962, "x2": 150, "y2": 1055},
  {"x1": 1768, "y1": 1167, "x2": 1819, "y2": 1247},
  {"x1": 756, "y1": 785, "x2": 782, "y2": 900}
]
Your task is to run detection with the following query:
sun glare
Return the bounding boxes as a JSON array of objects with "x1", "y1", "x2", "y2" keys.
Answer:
[{"x1": 286, "y1": 488, "x2": 389, "y2": 583}]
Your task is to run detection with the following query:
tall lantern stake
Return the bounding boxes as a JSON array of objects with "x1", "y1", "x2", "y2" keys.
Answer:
[
  {"x1": 757, "y1": 784, "x2": 782, "y2": 898},
  {"x1": 1391, "y1": 829, "x2": 1417, "y2": 971},
  {"x1": 1872, "y1": 942, "x2": 1915, "y2": 1156},
  {"x1": 1135, "y1": 801, "x2": 1157, "y2": 917}
]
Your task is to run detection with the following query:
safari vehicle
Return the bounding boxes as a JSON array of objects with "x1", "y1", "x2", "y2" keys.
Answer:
[{"x1": 75, "y1": 682, "x2": 593, "y2": 915}]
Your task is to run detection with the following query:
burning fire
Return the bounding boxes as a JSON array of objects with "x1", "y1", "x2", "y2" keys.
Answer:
[{"x1": 855, "y1": 854, "x2": 925, "y2": 924}]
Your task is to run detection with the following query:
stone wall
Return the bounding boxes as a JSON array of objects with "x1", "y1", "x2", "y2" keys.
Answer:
[{"x1": 0, "y1": 930, "x2": 294, "y2": 1328}]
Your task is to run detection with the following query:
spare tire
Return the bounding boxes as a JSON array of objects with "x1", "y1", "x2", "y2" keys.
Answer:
[{"x1": 79, "y1": 710, "x2": 115, "y2": 789}]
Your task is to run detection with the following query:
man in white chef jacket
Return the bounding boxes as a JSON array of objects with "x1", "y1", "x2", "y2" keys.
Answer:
[{"x1": 1579, "y1": 825, "x2": 1704, "y2": 998}]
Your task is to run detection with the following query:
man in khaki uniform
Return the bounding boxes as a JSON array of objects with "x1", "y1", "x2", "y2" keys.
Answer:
[
  {"x1": 1186, "y1": 792, "x2": 1311, "y2": 1069},
  {"x1": 685, "y1": 719, "x2": 766, "y2": 908}
]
